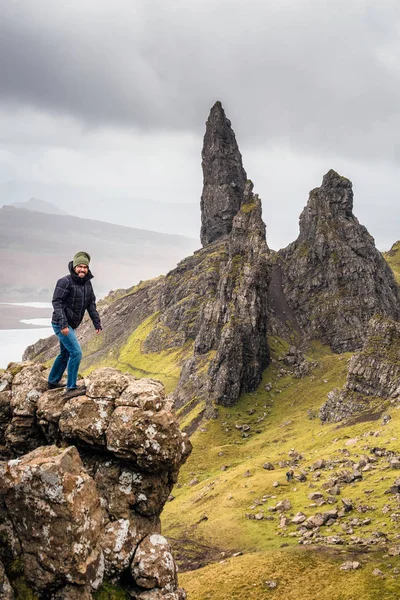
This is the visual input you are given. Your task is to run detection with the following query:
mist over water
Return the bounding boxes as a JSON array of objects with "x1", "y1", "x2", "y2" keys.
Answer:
[
  {"x1": 0, "y1": 302, "x2": 53, "y2": 368},
  {"x1": 0, "y1": 327, "x2": 53, "y2": 369}
]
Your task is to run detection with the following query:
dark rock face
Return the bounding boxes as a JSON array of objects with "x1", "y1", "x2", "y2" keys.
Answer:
[
  {"x1": 193, "y1": 182, "x2": 270, "y2": 406},
  {"x1": 200, "y1": 101, "x2": 247, "y2": 246},
  {"x1": 279, "y1": 170, "x2": 400, "y2": 353},
  {"x1": 320, "y1": 316, "x2": 400, "y2": 422},
  {"x1": 160, "y1": 181, "x2": 270, "y2": 411},
  {"x1": 0, "y1": 365, "x2": 190, "y2": 599}
]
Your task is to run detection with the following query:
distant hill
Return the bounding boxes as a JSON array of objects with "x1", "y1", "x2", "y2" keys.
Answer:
[
  {"x1": 9, "y1": 197, "x2": 68, "y2": 216},
  {"x1": 0, "y1": 205, "x2": 198, "y2": 301},
  {"x1": 0, "y1": 181, "x2": 200, "y2": 238}
]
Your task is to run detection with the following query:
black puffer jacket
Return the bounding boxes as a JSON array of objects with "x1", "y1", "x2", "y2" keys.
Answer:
[{"x1": 51, "y1": 262, "x2": 102, "y2": 330}]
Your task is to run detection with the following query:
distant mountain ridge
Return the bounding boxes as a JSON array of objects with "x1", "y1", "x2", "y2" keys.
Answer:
[
  {"x1": 0, "y1": 181, "x2": 200, "y2": 238},
  {"x1": 0, "y1": 205, "x2": 197, "y2": 301},
  {"x1": 8, "y1": 197, "x2": 68, "y2": 216}
]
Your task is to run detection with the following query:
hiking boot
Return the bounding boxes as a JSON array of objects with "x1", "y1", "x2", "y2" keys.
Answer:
[
  {"x1": 48, "y1": 382, "x2": 66, "y2": 390},
  {"x1": 64, "y1": 386, "x2": 86, "y2": 400}
]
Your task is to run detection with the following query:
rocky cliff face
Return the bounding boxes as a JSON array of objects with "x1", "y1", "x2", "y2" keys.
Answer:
[
  {"x1": 172, "y1": 181, "x2": 270, "y2": 411},
  {"x1": 200, "y1": 101, "x2": 247, "y2": 246},
  {"x1": 0, "y1": 363, "x2": 190, "y2": 599},
  {"x1": 279, "y1": 170, "x2": 400, "y2": 353},
  {"x1": 320, "y1": 315, "x2": 400, "y2": 422}
]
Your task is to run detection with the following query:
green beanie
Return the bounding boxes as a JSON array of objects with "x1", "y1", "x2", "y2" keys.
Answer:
[{"x1": 73, "y1": 251, "x2": 91, "y2": 268}]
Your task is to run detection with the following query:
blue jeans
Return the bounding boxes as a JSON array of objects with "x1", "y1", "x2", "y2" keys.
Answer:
[{"x1": 48, "y1": 323, "x2": 83, "y2": 390}]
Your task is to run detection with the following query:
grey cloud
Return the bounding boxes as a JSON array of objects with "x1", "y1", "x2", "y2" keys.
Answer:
[{"x1": 1, "y1": 1, "x2": 400, "y2": 161}]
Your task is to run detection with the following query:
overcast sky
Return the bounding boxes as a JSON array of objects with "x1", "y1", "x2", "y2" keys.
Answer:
[{"x1": 0, "y1": 0, "x2": 399, "y2": 250}]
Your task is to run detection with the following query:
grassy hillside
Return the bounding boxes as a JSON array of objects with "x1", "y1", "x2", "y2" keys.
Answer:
[
  {"x1": 159, "y1": 339, "x2": 400, "y2": 599},
  {"x1": 384, "y1": 241, "x2": 400, "y2": 283},
  {"x1": 66, "y1": 243, "x2": 400, "y2": 599},
  {"x1": 81, "y1": 312, "x2": 194, "y2": 395}
]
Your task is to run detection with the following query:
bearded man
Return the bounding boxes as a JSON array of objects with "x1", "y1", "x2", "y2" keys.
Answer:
[{"x1": 48, "y1": 251, "x2": 102, "y2": 398}]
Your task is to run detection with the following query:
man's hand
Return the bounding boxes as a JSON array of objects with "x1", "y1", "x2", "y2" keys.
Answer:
[
  {"x1": 61, "y1": 327, "x2": 69, "y2": 336},
  {"x1": 95, "y1": 329, "x2": 102, "y2": 335}
]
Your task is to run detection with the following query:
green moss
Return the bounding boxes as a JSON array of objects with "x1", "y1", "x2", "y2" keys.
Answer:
[
  {"x1": 115, "y1": 313, "x2": 193, "y2": 394},
  {"x1": 94, "y1": 582, "x2": 129, "y2": 599},
  {"x1": 240, "y1": 200, "x2": 257, "y2": 214},
  {"x1": 8, "y1": 558, "x2": 24, "y2": 578},
  {"x1": 7, "y1": 559, "x2": 39, "y2": 600}
]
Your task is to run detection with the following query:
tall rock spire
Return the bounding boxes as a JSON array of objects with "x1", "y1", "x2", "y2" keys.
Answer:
[
  {"x1": 278, "y1": 170, "x2": 400, "y2": 353},
  {"x1": 200, "y1": 101, "x2": 247, "y2": 246}
]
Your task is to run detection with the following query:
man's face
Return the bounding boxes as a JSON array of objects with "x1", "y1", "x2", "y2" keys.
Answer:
[{"x1": 74, "y1": 264, "x2": 89, "y2": 278}]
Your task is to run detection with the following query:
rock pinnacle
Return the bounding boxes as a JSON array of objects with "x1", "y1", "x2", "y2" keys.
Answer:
[{"x1": 200, "y1": 101, "x2": 247, "y2": 246}]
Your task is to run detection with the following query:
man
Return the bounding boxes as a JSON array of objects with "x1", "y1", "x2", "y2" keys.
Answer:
[{"x1": 48, "y1": 251, "x2": 102, "y2": 398}]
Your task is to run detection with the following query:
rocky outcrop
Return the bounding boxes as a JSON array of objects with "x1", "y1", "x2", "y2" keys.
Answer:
[
  {"x1": 166, "y1": 181, "x2": 270, "y2": 411},
  {"x1": 0, "y1": 364, "x2": 190, "y2": 599},
  {"x1": 200, "y1": 101, "x2": 247, "y2": 246},
  {"x1": 0, "y1": 446, "x2": 104, "y2": 594},
  {"x1": 320, "y1": 316, "x2": 400, "y2": 422},
  {"x1": 279, "y1": 170, "x2": 400, "y2": 353}
]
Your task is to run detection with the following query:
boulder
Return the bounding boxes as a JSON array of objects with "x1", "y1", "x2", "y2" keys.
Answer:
[
  {"x1": 0, "y1": 446, "x2": 104, "y2": 592},
  {"x1": 101, "y1": 519, "x2": 141, "y2": 576},
  {"x1": 0, "y1": 392, "x2": 11, "y2": 445},
  {"x1": 292, "y1": 512, "x2": 306, "y2": 524},
  {"x1": 321, "y1": 316, "x2": 400, "y2": 422},
  {"x1": 131, "y1": 534, "x2": 177, "y2": 591},
  {"x1": 117, "y1": 379, "x2": 165, "y2": 411},
  {"x1": 92, "y1": 460, "x2": 171, "y2": 518},
  {"x1": 85, "y1": 368, "x2": 130, "y2": 399},
  {"x1": 106, "y1": 407, "x2": 191, "y2": 472},
  {"x1": 59, "y1": 395, "x2": 114, "y2": 447}
]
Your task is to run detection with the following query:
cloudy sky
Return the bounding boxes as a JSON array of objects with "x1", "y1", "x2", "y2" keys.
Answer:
[{"x1": 0, "y1": 0, "x2": 399, "y2": 250}]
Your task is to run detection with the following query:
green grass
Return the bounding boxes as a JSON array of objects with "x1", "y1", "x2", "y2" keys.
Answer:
[
  {"x1": 83, "y1": 312, "x2": 193, "y2": 394},
  {"x1": 94, "y1": 582, "x2": 129, "y2": 599},
  {"x1": 160, "y1": 338, "x2": 400, "y2": 598},
  {"x1": 180, "y1": 549, "x2": 400, "y2": 600}
]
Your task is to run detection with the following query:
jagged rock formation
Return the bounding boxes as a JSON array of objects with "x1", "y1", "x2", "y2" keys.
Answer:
[
  {"x1": 0, "y1": 364, "x2": 190, "y2": 599},
  {"x1": 320, "y1": 316, "x2": 400, "y2": 422},
  {"x1": 200, "y1": 101, "x2": 247, "y2": 246},
  {"x1": 25, "y1": 103, "x2": 270, "y2": 417},
  {"x1": 171, "y1": 181, "x2": 270, "y2": 411},
  {"x1": 278, "y1": 170, "x2": 400, "y2": 353}
]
